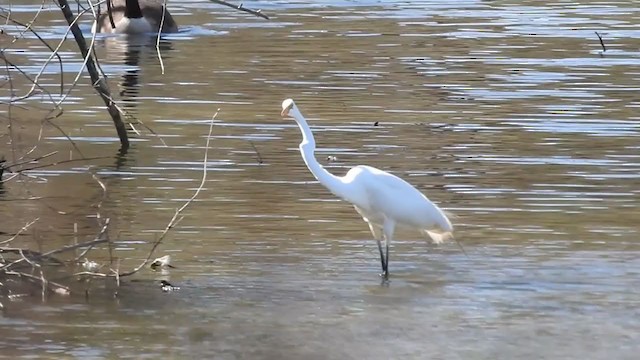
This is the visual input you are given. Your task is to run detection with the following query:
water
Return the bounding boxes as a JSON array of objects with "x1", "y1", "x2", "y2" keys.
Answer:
[{"x1": 1, "y1": 0, "x2": 639, "y2": 358}]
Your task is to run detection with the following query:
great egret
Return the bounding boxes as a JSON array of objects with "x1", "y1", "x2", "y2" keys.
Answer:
[
  {"x1": 92, "y1": 0, "x2": 179, "y2": 34},
  {"x1": 281, "y1": 99, "x2": 454, "y2": 279}
]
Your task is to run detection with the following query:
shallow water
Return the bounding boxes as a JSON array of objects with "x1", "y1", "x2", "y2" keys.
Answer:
[{"x1": 1, "y1": 0, "x2": 639, "y2": 358}]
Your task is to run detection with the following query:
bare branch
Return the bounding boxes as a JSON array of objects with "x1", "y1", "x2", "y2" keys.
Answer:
[
  {"x1": 0, "y1": 218, "x2": 40, "y2": 246},
  {"x1": 249, "y1": 141, "x2": 263, "y2": 164},
  {"x1": 55, "y1": 0, "x2": 130, "y2": 150},
  {"x1": 118, "y1": 109, "x2": 218, "y2": 277}
]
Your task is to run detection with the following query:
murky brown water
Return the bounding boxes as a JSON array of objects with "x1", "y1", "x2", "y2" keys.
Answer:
[{"x1": 1, "y1": 0, "x2": 639, "y2": 358}]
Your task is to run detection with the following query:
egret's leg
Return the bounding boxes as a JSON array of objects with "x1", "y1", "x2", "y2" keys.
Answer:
[
  {"x1": 382, "y1": 220, "x2": 396, "y2": 279},
  {"x1": 376, "y1": 239, "x2": 386, "y2": 273},
  {"x1": 367, "y1": 222, "x2": 386, "y2": 274}
]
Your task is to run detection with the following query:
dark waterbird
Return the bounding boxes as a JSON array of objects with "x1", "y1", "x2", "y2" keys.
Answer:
[{"x1": 93, "y1": 0, "x2": 178, "y2": 34}]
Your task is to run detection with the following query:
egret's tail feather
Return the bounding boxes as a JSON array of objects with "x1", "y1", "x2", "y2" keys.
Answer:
[
  {"x1": 426, "y1": 230, "x2": 453, "y2": 244},
  {"x1": 425, "y1": 230, "x2": 468, "y2": 257}
]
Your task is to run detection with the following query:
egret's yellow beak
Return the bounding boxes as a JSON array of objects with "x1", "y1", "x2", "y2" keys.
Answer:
[{"x1": 281, "y1": 107, "x2": 290, "y2": 117}]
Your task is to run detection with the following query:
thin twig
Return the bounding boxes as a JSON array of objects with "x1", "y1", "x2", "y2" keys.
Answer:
[
  {"x1": 0, "y1": 53, "x2": 59, "y2": 106},
  {"x1": 54, "y1": 5, "x2": 102, "y2": 109},
  {"x1": 249, "y1": 141, "x2": 263, "y2": 164},
  {"x1": 74, "y1": 244, "x2": 96, "y2": 262},
  {"x1": 4, "y1": 270, "x2": 70, "y2": 295},
  {"x1": 0, "y1": 247, "x2": 64, "y2": 267},
  {"x1": 0, "y1": 219, "x2": 110, "y2": 272},
  {"x1": 0, "y1": 11, "x2": 65, "y2": 97},
  {"x1": 118, "y1": 109, "x2": 218, "y2": 277},
  {"x1": 92, "y1": 172, "x2": 108, "y2": 223},
  {"x1": 7, "y1": 156, "x2": 110, "y2": 174},
  {"x1": 124, "y1": 115, "x2": 168, "y2": 147},
  {"x1": 156, "y1": 0, "x2": 168, "y2": 74},
  {"x1": 4, "y1": 151, "x2": 57, "y2": 170},
  {"x1": 17, "y1": 122, "x2": 46, "y2": 160},
  {"x1": 40, "y1": 269, "x2": 46, "y2": 301},
  {"x1": 0, "y1": 218, "x2": 40, "y2": 245},
  {"x1": 113, "y1": 258, "x2": 120, "y2": 287},
  {"x1": 209, "y1": 0, "x2": 270, "y2": 20},
  {"x1": 595, "y1": 31, "x2": 606, "y2": 52},
  {"x1": 42, "y1": 115, "x2": 87, "y2": 159},
  {"x1": 18, "y1": 248, "x2": 40, "y2": 268},
  {"x1": 42, "y1": 219, "x2": 110, "y2": 259},
  {"x1": 86, "y1": 173, "x2": 110, "y2": 263}
]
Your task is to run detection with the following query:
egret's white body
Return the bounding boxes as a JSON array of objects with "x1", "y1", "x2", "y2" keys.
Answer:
[
  {"x1": 281, "y1": 99, "x2": 454, "y2": 278},
  {"x1": 92, "y1": 0, "x2": 178, "y2": 34}
]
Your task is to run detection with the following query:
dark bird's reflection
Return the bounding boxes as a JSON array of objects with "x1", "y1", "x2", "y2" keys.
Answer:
[
  {"x1": 101, "y1": 36, "x2": 174, "y2": 117},
  {"x1": 96, "y1": 35, "x2": 174, "y2": 168},
  {"x1": 91, "y1": 34, "x2": 173, "y2": 171}
]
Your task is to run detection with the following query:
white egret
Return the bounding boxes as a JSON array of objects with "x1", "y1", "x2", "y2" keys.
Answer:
[
  {"x1": 93, "y1": 0, "x2": 178, "y2": 34},
  {"x1": 281, "y1": 99, "x2": 454, "y2": 279}
]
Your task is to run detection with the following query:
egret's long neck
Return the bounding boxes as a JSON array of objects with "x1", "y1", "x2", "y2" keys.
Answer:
[
  {"x1": 292, "y1": 110, "x2": 351, "y2": 200},
  {"x1": 125, "y1": 0, "x2": 144, "y2": 19}
]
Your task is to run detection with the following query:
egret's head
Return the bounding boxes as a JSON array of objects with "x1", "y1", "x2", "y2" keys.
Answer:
[{"x1": 281, "y1": 98, "x2": 296, "y2": 117}]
